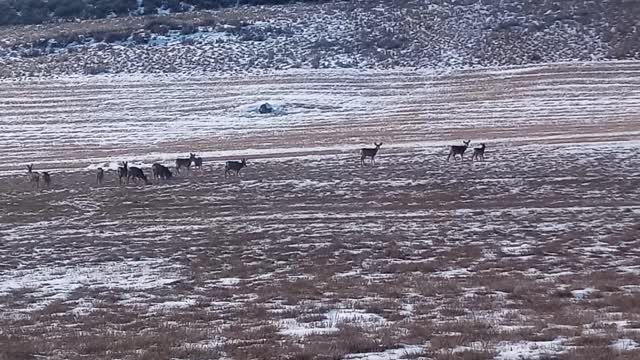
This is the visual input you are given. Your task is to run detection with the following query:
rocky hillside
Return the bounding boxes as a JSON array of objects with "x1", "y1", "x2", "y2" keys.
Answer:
[{"x1": 0, "y1": 0, "x2": 638, "y2": 78}]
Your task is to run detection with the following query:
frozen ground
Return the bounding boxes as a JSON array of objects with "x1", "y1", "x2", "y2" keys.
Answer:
[
  {"x1": 0, "y1": 61, "x2": 639, "y2": 359},
  {"x1": 0, "y1": 0, "x2": 617, "y2": 78}
]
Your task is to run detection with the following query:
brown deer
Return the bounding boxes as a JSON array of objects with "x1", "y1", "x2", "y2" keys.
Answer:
[
  {"x1": 127, "y1": 166, "x2": 151, "y2": 185},
  {"x1": 96, "y1": 168, "x2": 104, "y2": 184},
  {"x1": 26, "y1": 164, "x2": 40, "y2": 189},
  {"x1": 152, "y1": 163, "x2": 173, "y2": 180},
  {"x1": 447, "y1": 140, "x2": 470, "y2": 161},
  {"x1": 225, "y1": 159, "x2": 247, "y2": 178},
  {"x1": 117, "y1": 162, "x2": 128, "y2": 185},
  {"x1": 472, "y1": 143, "x2": 486, "y2": 161},
  {"x1": 176, "y1": 153, "x2": 196, "y2": 174},
  {"x1": 41, "y1": 172, "x2": 51, "y2": 187},
  {"x1": 193, "y1": 156, "x2": 203, "y2": 169},
  {"x1": 360, "y1": 142, "x2": 382, "y2": 166}
]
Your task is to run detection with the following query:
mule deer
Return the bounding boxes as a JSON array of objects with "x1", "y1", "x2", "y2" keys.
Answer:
[
  {"x1": 96, "y1": 168, "x2": 104, "y2": 184},
  {"x1": 118, "y1": 162, "x2": 128, "y2": 185},
  {"x1": 472, "y1": 143, "x2": 486, "y2": 161},
  {"x1": 152, "y1": 163, "x2": 162, "y2": 180},
  {"x1": 127, "y1": 166, "x2": 151, "y2": 185},
  {"x1": 42, "y1": 172, "x2": 51, "y2": 187},
  {"x1": 447, "y1": 140, "x2": 471, "y2": 161},
  {"x1": 152, "y1": 163, "x2": 173, "y2": 180},
  {"x1": 225, "y1": 158, "x2": 247, "y2": 178},
  {"x1": 193, "y1": 156, "x2": 203, "y2": 169},
  {"x1": 361, "y1": 142, "x2": 382, "y2": 166},
  {"x1": 26, "y1": 164, "x2": 40, "y2": 189},
  {"x1": 176, "y1": 153, "x2": 196, "y2": 174}
]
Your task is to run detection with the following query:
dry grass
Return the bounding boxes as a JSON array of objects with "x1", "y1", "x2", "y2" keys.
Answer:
[{"x1": 0, "y1": 64, "x2": 639, "y2": 358}]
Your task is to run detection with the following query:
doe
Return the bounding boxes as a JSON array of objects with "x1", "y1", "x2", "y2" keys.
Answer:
[
  {"x1": 96, "y1": 168, "x2": 104, "y2": 184},
  {"x1": 225, "y1": 158, "x2": 247, "y2": 178},
  {"x1": 26, "y1": 164, "x2": 40, "y2": 189},
  {"x1": 176, "y1": 153, "x2": 196, "y2": 174},
  {"x1": 472, "y1": 143, "x2": 486, "y2": 161},
  {"x1": 447, "y1": 140, "x2": 471, "y2": 161},
  {"x1": 360, "y1": 142, "x2": 382, "y2": 166}
]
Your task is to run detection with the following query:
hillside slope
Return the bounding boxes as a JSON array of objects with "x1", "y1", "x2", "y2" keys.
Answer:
[{"x1": 0, "y1": 0, "x2": 638, "y2": 77}]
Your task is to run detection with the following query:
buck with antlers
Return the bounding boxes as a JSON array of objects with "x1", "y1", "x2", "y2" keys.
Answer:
[
  {"x1": 360, "y1": 142, "x2": 382, "y2": 166},
  {"x1": 447, "y1": 140, "x2": 471, "y2": 161}
]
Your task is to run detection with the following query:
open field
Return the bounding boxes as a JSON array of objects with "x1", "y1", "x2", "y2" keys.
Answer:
[{"x1": 1, "y1": 61, "x2": 640, "y2": 359}]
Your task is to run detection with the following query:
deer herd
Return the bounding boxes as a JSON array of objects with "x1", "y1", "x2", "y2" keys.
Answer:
[{"x1": 24, "y1": 140, "x2": 486, "y2": 190}]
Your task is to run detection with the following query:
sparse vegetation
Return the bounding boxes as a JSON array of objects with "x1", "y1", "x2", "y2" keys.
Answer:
[
  {"x1": 0, "y1": 62, "x2": 639, "y2": 358},
  {"x1": 0, "y1": 0, "x2": 637, "y2": 77},
  {"x1": 0, "y1": 0, "x2": 329, "y2": 26}
]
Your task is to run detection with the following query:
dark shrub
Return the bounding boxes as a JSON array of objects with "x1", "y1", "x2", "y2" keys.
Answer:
[
  {"x1": 87, "y1": 0, "x2": 137, "y2": 18},
  {"x1": 18, "y1": 0, "x2": 49, "y2": 24},
  {"x1": 49, "y1": 0, "x2": 87, "y2": 18},
  {"x1": 180, "y1": 23, "x2": 197, "y2": 35},
  {"x1": 0, "y1": 1, "x2": 18, "y2": 26},
  {"x1": 143, "y1": 0, "x2": 163, "y2": 15},
  {"x1": 92, "y1": 30, "x2": 130, "y2": 43},
  {"x1": 84, "y1": 65, "x2": 109, "y2": 75}
]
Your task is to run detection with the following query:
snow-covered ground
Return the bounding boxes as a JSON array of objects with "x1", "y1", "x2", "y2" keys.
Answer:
[
  {"x1": 1, "y1": 60, "x2": 639, "y2": 175},
  {"x1": 0, "y1": 0, "x2": 616, "y2": 78},
  {"x1": 0, "y1": 61, "x2": 639, "y2": 359}
]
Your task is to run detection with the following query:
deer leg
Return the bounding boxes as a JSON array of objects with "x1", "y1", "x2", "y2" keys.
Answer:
[{"x1": 447, "y1": 151, "x2": 452, "y2": 162}]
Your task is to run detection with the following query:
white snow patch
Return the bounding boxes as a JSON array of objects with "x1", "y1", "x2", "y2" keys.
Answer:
[
  {"x1": 572, "y1": 287, "x2": 596, "y2": 300},
  {"x1": 148, "y1": 299, "x2": 197, "y2": 312},
  {"x1": 325, "y1": 309, "x2": 386, "y2": 326},
  {"x1": 0, "y1": 258, "x2": 184, "y2": 311},
  {"x1": 344, "y1": 345, "x2": 424, "y2": 359},
  {"x1": 495, "y1": 338, "x2": 566, "y2": 359},
  {"x1": 611, "y1": 338, "x2": 639, "y2": 352}
]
